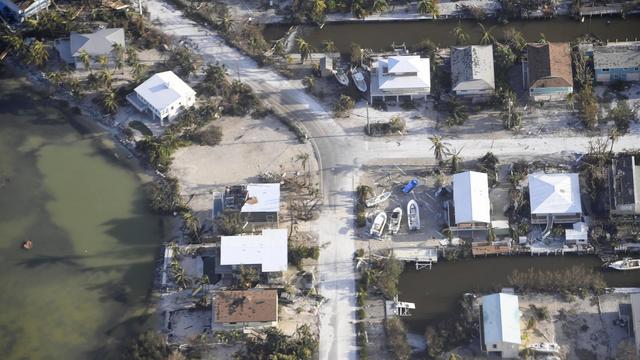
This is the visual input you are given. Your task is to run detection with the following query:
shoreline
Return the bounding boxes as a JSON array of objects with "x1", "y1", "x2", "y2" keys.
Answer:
[{"x1": 3, "y1": 58, "x2": 177, "y2": 333}]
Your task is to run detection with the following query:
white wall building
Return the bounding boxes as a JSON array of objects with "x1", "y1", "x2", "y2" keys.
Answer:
[
  {"x1": 127, "y1": 71, "x2": 196, "y2": 125},
  {"x1": 220, "y1": 228, "x2": 287, "y2": 273},
  {"x1": 528, "y1": 173, "x2": 582, "y2": 224},
  {"x1": 448, "y1": 171, "x2": 491, "y2": 231},
  {"x1": 481, "y1": 293, "x2": 521, "y2": 359},
  {"x1": 370, "y1": 55, "x2": 430, "y2": 103}
]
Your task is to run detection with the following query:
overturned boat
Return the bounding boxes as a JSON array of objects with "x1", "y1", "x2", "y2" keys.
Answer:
[
  {"x1": 407, "y1": 199, "x2": 420, "y2": 231},
  {"x1": 609, "y1": 258, "x2": 640, "y2": 271},
  {"x1": 365, "y1": 191, "x2": 391, "y2": 208},
  {"x1": 389, "y1": 207, "x2": 402, "y2": 235},
  {"x1": 370, "y1": 212, "x2": 387, "y2": 237}
]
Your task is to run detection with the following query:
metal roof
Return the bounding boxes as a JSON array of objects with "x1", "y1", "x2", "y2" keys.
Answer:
[
  {"x1": 528, "y1": 173, "x2": 582, "y2": 215},
  {"x1": 134, "y1": 71, "x2": 195, "y2": 112},
  {"x1": 376, "y1": 55, "x2": 430, "y2": 90},
  {"x1": 451, "y1": 45, "x2": 495, "y2": 92},
  {"x1": 453, "y1": 171, "x2": 491, "y2": 224},
  {"x1": 593, "y1": 45, "x2": 640, "y2": 69},
  {"x1": 482, "y1": 293, "x2": 521, "y2": 346},
  {"x1": 69, "y1": 28, "x2": 125, "y2": 57},
  {"x1": 241, "y1": 183, "x2": 280, "y2": 213},
  {"x1": 220, "y1": 229, "x2": 287, "y2": 272}
]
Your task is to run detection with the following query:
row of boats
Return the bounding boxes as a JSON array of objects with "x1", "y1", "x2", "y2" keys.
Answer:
[
  {"x1": 333, "y1": 67, "x2": 368, "y2": 93},
  {"x1": 369, "y1": 199, "x2": 421, "y2": 237}
]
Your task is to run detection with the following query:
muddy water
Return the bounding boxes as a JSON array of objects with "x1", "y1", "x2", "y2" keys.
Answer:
[
  {"x1": 398, "y1": 255, "x2": 640, "y2": 332},
  {"x1": 0, "y1": 70, "x2": 162, "y2": 359},
  {"x1": 264, "y1": 17, "x2": 640, "y2": 52}
]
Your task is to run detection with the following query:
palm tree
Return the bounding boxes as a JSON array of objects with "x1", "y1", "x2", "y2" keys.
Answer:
[
  {"x1": 78, "y1": 49, "x2": 91, "y2": 72},
  {"x1": 172, "y1": 268, "x2": 191, "y2": 289},
  {"x1": 98, "y1": 54, "x2": 109, "y2": 69},
  {"x1": 429, "y1": 135, "x2": 449, "y2": 163},
  {"x1": 447, "y1": 147, "x2": 463, "y2": 173},
  {"x1": 68, "y1": 77, "x2": 82, "y2": 98},
  {"x1": 131, "y1": 63, "x2": 148, "y2": 83},
  {"x1": 112, "y1": 43, "x2": 124, "y2": 73},
  {"x1": 98, "y1": 69, "x2": 112, "y2": 89},
  {"x1": 417, "y1": 0, "x2": 429, "y2": 14},
  {"x1": 218, "y1": 15, "x2": 234, "y2": 34},
  {"x1": 102, "y1": 89, "x2": 118, "y2": 113},
  {"x1": 452, "y1": 23, "x2": 469, "y2": 45},
  {"x1": 46, "y1": 71, "x2": 65, "y2": 87},
  {"x1": 478, "y1": 23, "x2": 495, "y2": 45},
  {"x1": 182, "y1": 211, "x2": 201, "y2": 243},
  {"x1": 1, "y1": 33, "x2": 25, "y2": 54},
  {"x1": 426, "y1": 0, "x2": 439, "y2": 17},
  {"x1": 26, "y1": 40, "x2": 48, "y2": 68},
  {"x1": 296, "y1": 37, "x2": 311, "y2": 64},
  {"x1": 371, "y1": 0, "x2": 388, "y2": 13},
  {"x1": 125, "y1": 47, "x2": 139, "y2": 67},
  {"x1": 321, "y1": 40, "x2": 337, "y2": 53},
  {"x1": 296, "y1": 152, "x2": 311, "y2": 184}
]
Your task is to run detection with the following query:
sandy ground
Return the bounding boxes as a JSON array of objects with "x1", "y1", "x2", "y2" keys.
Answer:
[
  {"x1": 519, "y1": 293, "x2": 637, "y2": 360},
  {"x1": 168, "y1": 114, "x2": 316, "y2": 225}
]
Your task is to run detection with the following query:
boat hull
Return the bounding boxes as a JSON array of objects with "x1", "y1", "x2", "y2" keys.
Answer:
[{"x1": 407, "y1": 199, "x2": 420, "y2": 231}]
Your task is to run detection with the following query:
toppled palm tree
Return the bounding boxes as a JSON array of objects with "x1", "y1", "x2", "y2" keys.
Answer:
[
  {"x1": 478, "y1": 23, "x2": 495, "y2": 45},
  {"x1": 296, "y1": 37, "x2": 312, "y2": 64}
]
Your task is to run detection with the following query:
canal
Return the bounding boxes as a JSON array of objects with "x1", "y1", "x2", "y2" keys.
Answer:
[
  {"x1": 264, "y1": 17, "x2": 640, "y2": 52},
  {"x1": 0, "y1": 70, "x2": 163, "y2": 359},
  {"x1": 398, "y1": 255, "x2": 640, "y2": 333}
]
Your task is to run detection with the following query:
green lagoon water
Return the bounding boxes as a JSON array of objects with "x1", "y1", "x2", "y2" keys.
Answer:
[{"x1": 0, "y1": 70, "x2": 163, "y2": 359}]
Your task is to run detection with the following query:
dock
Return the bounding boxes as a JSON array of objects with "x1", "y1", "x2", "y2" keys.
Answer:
[
  {"x1": 393, "y1": 247, "x2": 438, "y2": 270},
  {"x1": 385, "y1": 295, "x2": 416, "y2": 317},
  {"x1": 472, "y1": 242, "x2": 512, "y2": 257}
]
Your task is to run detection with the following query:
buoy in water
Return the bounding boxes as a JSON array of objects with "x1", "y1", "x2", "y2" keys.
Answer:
[{"x1": 22, "y1": 240, "x2": 33, "y2": 250}]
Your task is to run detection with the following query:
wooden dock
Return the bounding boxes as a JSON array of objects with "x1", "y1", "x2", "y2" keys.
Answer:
[{"x1": 472, "y1": 243, "x2": 512, "y2": 257}]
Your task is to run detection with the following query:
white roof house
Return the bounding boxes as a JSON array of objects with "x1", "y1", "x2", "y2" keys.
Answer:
[
  {"x1": 482, "y1": 293, "x2": 521, "y2": 358},
  {"x1": 241, "y1": 183, "x2": 280, "y2": 213},
  {"x1": 529, "y1": 173, "x2": 582, "y2": 216},
  {"x1": 129, "y1": 71, "x2": 196, "y2": 125},
  {"x1": 451, "y1": 45, "x2": 495, "y2": 96},
  {"x1": 370, "y1": 55, "x2": 430, "y2": 102},
  {"x1": 220, "y1": 229, "x2": 288, "y2": 272},
  {"x1": 453, "y1": 171, "x2": 491, "y2": 224}
]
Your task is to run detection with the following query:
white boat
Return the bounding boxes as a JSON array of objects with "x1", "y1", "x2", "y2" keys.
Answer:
[
  {"x1": 609, "y1": 258, "x2": 640, "y2": 271},
  {"x1": 351, "y1": 68, "x2": 367, "y2": 92},
  {"x1": 365, "y1": 191, "x2": 391, "y2": 208},
  {"x1": 334, "y1": 68, "x2": 349, "y2": 86},
  {"x1": 389, "y1": 207, "x2": 402, "y2": 235},
  {"x1": 370, "y1": 212, "x2": 387, "y2": 237},
  {"x1": 528, "y1": 342, "x2": 560, "y2": 354},
  {"x1": 407, "y1": 199, "x2": 420, "y2": 231}
]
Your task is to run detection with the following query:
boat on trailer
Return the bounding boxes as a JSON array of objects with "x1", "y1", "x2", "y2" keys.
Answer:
[
  {"x1": 370, "y1": 212, "x2": 387, "y2": 237},
  {"x1": 365, "y1": 191, "x2": 391, "y2": 208},
  {"x1": 389, "y1": 207, "x2": 402, "y2": 235},
  {"x1": 407, "y1": 199, "x2": 420, "y2": 231},
  {"x1": 334, "y1": 68, "x2": 349, "y2": 86},
  {"x1": 351, "y1": 67, "x2": 367, "y2": 92},
  {"x1": 609, "y1": 258, "x2": 640, "y2": 271}
]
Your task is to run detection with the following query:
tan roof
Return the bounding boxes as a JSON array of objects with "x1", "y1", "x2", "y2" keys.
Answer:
[
  {"x1": 527, "y1": 43, "x2": 573, "y2": 89},
  {"x1": 214, "y1": 290, "x2": 278, "y2": 323}
]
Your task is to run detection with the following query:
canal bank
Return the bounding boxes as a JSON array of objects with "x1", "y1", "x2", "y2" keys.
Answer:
[
  {"x1": 397, "y1": 255, "x2": 640, "y2": 333},
  {"x1": 264, "y1": 16, "x2": 640, "y2": 52},
  {"x1": 0, "y1": 69, "x2": 165, "y2": 359}
]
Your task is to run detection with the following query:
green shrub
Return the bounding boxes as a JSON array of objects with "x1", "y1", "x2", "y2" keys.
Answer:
[
  {"x1": 334, "y1": 94, "x2": 355, "y2": 117},
  {"x1": 356, "y1": 308, "x2": 365, "y2": 320}
]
